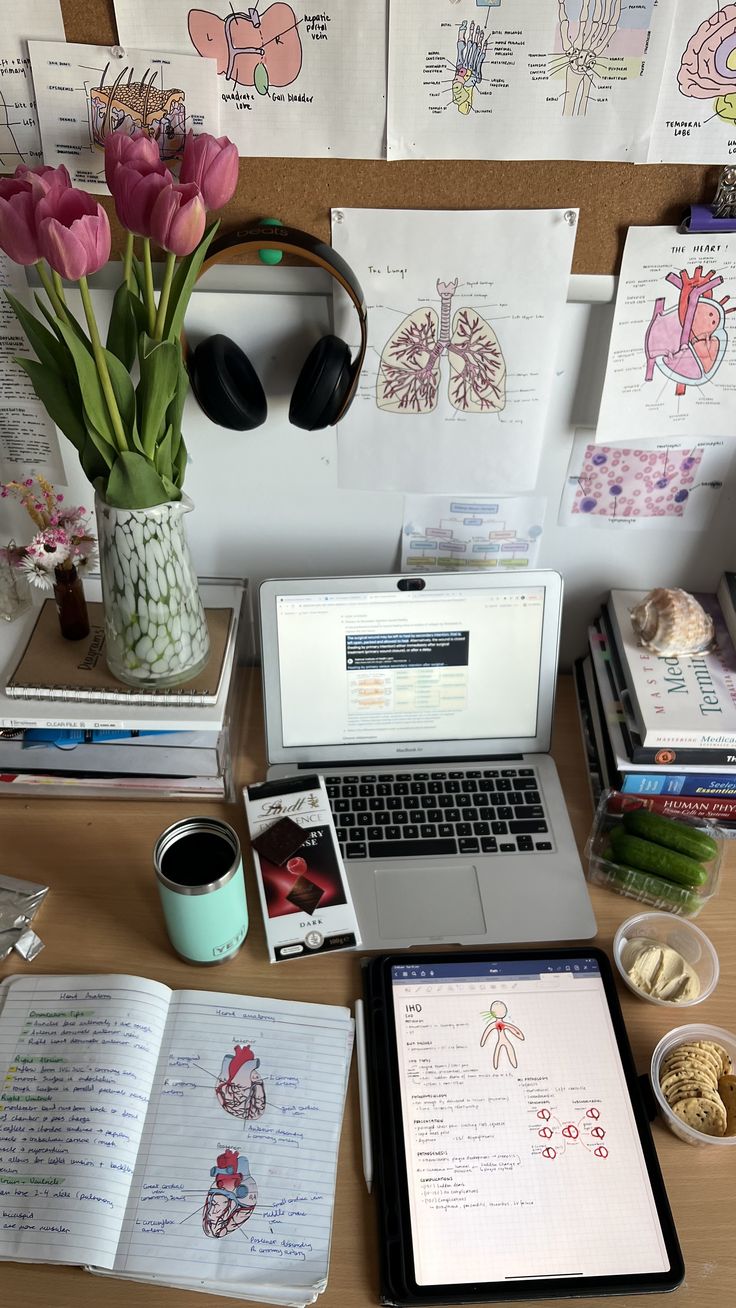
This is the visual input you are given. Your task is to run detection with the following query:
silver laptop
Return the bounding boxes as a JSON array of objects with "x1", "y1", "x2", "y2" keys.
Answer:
[{"x1": 259, "y1": 572, "x2": 596, "y2": 949}]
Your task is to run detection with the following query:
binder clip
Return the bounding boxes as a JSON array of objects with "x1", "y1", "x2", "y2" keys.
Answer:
[{"x1": 679, "y1": 166, "x2": 736, "y2": 233}]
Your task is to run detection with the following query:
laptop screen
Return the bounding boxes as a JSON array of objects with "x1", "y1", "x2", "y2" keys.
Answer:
[{"x1": 273, "y1": 585, "x2": 546, "y2": 750}]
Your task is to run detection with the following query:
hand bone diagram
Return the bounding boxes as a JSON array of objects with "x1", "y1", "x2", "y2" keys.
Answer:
[
  {"x1": 188, "y1": 3, "x2": 303, "y2": 95},
  {"x1": 452, "y1": 21, "x2": 489, "y2": 115},
  {"x1": 645, "y1": 266, "x2": 734, "y2": 396},
  {"x1": 536, "y1": 1106, "x2": 609, "y2": 1160},
  {"x1": 679, "y1": 4, "x2": 736, "y2": 123},
  {"x1": 203, "y1": 1149, "x2": 258, "y2": 1237},
  {"x1": 377, "y1": 279, "x2": 506, "y2": 415}
]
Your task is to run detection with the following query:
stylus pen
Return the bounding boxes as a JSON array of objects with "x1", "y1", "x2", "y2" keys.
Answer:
[{"x1": 354, "y1": 999, "x2": 373, "y2": 1195}]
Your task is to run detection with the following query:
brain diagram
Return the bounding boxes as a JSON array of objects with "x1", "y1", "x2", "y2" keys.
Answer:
[
  {"x1": 679, "y1": 5, "x2": 736, "y2": 122},
  {"x1": 377, "y1": 279, "x2": 506, "y2": 415},
  {"x1": 645, "y1": 266, "x2": 733, "y2": 397},
  {"x1": 204, "y1": 1148, "x2": 258, "y2": 1237},
  {"x1": 189, "y1": 3, "x2": 302, "y2": 96}
]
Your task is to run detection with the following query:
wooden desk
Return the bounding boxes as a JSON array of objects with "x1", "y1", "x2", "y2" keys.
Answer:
[{"x1": 1, "y1": 675, "x2": 734, "y2": 1307}]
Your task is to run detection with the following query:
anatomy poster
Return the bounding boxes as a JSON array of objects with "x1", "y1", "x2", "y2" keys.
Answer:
[
  {"x1": 331, "y1": 208, "x2": 577, "y2": 493},
  {"x1": 0, "y1": 1, "x2": 64, "y2": 173},
  {"x1": 401, "y1": 495, "x2": 546, "y2": 569},
  {"x1": 113, "y1": 0, "x2": 385, "y2": 158},
  {"x1": 595, "y1": 226, "x2": 736, "y2": 445},
  {"x1": 387, "y1": 0, "x2": 675, "y2": 161},
  {"x1": 29, "y1": 42, "x2": 221, "y2": 192},
  {"x1": 559, "y1": 428, "x2": 732, "y2": 530},
  {"x1": 649, "y1": 1, "x2": 736, "y2": 162}
]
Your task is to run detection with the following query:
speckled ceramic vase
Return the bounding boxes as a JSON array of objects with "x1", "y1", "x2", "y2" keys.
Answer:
[{"x1": 95, "y1": 493, "x2": 210, "y2": 688}]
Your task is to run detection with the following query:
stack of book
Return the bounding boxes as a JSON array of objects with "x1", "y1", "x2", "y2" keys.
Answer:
[
  {"x1": 0, "y1": 579, "x2": 250, "y2": 800},
  {"x1": 575, "y1": 575, "x2": 736, "y2": 832}
]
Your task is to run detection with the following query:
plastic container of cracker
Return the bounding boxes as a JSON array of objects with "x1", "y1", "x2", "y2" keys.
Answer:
[
  {"x1": 585, "y1": 791, "x2": 722, "y2": 918},
  {"x1": 613, "y1": 912, "x2": 719, "y2": 1008},
  {"x1": 651, "y1": 1023, "x2": 736, "y2": 1147}
]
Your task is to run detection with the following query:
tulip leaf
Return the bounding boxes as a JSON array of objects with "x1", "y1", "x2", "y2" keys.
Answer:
[
  {"x1": 138, "y1": 336, "x2": 179, "y2": 459},
  {"x1": 13, "y1": 356, "x2": 88, "y2": 455},
  {"x1": 106, "y1": 283, "x2": 139, "y2": 370},
  {"x1": 55, "y1": 318, "x2": 119, "y2": 453},
  {"x1": 5, "y1": 293, "x2": 68, "y2": 373},
  {"x1": 34, "y1": 292, "x2": 92, "y2": 353},
  {"x1": 163, "y1": 219, "x2": 220, "y2": 342},
  {"x1": 79, "y1": 434, "x2": 112, "y2": 485},
  {"x1": 155, "y1": 423, "x2": 175, "y2": 485},
  {"x1": 104, "y1": 346, "x2": 139, "y2": 451},
  {"x1": 105, "y1": 450, "x2": 176, "y2": 509}
]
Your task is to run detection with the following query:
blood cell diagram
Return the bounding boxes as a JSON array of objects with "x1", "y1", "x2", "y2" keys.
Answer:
[
  {"x1": 376, "y1": 278, "x2": 506, "y2": 415},
  {"x1": 645, "y1": 266, "x2": 734, "y2": 397},
  {"x1": 679, "y1": 4, "x2": 736, "y2": 125},
  {"x1": 188, "y1": 2, "x2": 303, "y2": 95}
]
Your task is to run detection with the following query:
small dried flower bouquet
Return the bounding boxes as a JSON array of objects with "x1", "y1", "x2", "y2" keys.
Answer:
[{"x1": 1, "y1": 477, "x2": 96, "y2": 639}]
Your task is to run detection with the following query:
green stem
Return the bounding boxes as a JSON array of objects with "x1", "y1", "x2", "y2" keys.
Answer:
[
  {"x1": 123, "y1": 232, "x2": 134, "y2": 292},
  {"x1": 142, "y1": 239, "x2": 156, "y2": 335},
  {"x1": 36, "y1": 262, "x2": 67, "y2": 319},
  {"x1": 78, "y1": 276, "x2": 128, "y2": 455},
  {"x1": 52, "y1": 270, "x2": 67, "y2": 306},
  {"x1": 153, "y1": 251, "x2": 176, "y2": 342}
]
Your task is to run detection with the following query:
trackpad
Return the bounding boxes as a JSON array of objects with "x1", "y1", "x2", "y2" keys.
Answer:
[{"x1": 375, "y1": 863, "x2": 485, "y2": 940}]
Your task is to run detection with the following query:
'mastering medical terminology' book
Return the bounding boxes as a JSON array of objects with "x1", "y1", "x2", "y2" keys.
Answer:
[{"x1": 0, "y1": 974, "x2": 353, "y2": 1306}]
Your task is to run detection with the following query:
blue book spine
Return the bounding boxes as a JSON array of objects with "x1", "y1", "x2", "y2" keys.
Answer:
[{"x1": 621, "y1": 773, "x2": 736, "y2": 796}]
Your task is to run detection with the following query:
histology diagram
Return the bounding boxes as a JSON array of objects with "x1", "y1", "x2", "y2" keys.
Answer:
[
  {"x1": 203, "y1": 1149, "x2": 258, "y2": 1236},
  {"x1": 188, "y1": 2, "x2": 303, "y2": 95},
  {"x1": 534, "y1": 1106, "x2": 608, "y2": 1160},
  {"x1": 480, "y1": 1000, "x2": 525, "y2": 1070},
  {"x1": 645, "y1": 266, "x2": 733, "y2": 397},
  {"x1": 215, "y1": 1043, "x2": 267, "y2": 1119},
  {"x1": 451, "y1": 21, "x2": 490, "y2": 115},
  {"x1": 377, "y1": 279, "x2": 506, "y2": 415},
  {"x1": 571, "y1": 444, "x2": 705, "y2": 520},
  {"x1": 548, "y1": 0, "x2": 654, "y2": 117},
  {"x1": 679, "y1": 5, "x2": 736, "y2": 124},
  {"x1": 89, "y1": 63, "x2": 185, "y2": 159}
]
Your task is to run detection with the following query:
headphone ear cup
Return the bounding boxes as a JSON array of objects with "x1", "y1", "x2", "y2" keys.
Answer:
[
  {"x1": 289, "y1": 335, "x2": 354, "y2": 431},
  {"x1": 189, "y1": 334, "x2": 267, "y2": 431}
]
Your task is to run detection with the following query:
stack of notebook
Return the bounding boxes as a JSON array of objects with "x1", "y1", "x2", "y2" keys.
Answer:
[
  {"x1": 574, "y1": 576, "x2": 736, "y2": 833},
  {"x1": 0, "y1": 581, "x2": 249, "y2": 800}
]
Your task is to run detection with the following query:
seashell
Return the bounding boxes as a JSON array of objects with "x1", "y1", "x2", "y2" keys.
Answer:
[{"x1": 629, "y1": 588, "x2": 714, "y2": 657}]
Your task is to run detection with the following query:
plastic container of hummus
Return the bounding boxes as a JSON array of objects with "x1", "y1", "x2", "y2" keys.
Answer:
[{"x1": 613, "y1": 912, "x2": 719, "y2": 1007}]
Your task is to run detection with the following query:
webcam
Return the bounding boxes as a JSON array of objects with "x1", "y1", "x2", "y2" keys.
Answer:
[{"x1": 397, "y1": 577, "x2": 425, "y2": 591}]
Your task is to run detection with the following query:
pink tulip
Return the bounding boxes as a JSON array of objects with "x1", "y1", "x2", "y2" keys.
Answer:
[
  {"x1": 111, "y1": 164, "x2": 173, "y2": 237},
  {"x1": 179, "y1": 131, "x2": 238, "y2": 210},
  {"x1": 14, "y1": 163, "x2": 72, "y2": 200},
  {"x1": 37, "y1": 189, "x2": 111, "y2": 280},
  {"x1": 0, "y1": 179, "x2": 41, "y2": 264},
  {"x1": 104, "y1": 128, "x2": 165, "y2": 192},
  {"x1": 149, "y1": 181, "x2": 206, "y2": 256}
]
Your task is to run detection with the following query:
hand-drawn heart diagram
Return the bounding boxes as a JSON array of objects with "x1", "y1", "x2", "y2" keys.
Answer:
[
  {"x1": 679, "y1": 4, "x2": 736, "y2": 124},
  {"x1": 215, "y1": 1043, "x2": 267, "y2": 1119},
  {"x1": 188, "y1": 3, "x2": 302, "y2": 95},
  {"x1": 644, "y1": 266, "x2": 734, "y2": 397},
  {"x1": 203, "y1": 1148, "x2": 258, "y2": 1237},
  {"x1": 377, "y1": 279, "x2": 506, "y2": 415}
]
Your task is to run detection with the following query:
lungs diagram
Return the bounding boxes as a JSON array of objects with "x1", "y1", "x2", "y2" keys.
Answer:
[
  {"x1": 377, "y1": 279, "x2": 506, "y2": 415},
  {"x1": 644, "y1": 266, "x2": 734, "y2": 397},
  {"x1": 679, "y1": 5, "x2": 736, "y2": 124},
  {"x1": 188, "y1": 3, "x2": 302, "y2": 95}
]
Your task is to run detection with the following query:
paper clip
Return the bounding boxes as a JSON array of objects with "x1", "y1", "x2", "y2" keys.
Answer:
[{"x1": 679, "y1": 166, "x2": 736, "y2": 234}]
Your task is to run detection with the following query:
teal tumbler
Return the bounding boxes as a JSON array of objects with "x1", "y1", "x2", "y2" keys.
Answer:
[{"x1": 154, "y1": 817, "x2": 248, "y2": 964}]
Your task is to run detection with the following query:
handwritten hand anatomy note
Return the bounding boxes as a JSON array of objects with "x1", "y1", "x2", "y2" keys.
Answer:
[
  {"x1": 595, "y1": 226, "x2": 736, "y2": 445},
  {"x1": 401, "y1": 495, "x2": 545, "y2": 570},
  {"x1": 649, "y1": 0, "x2": 736, "y2": 163},
  {"x1": 0, "y1": 1, "x2": 64, "y2": 174},
  {"x1": 387, "y1": 0, "x2": 675, "y2": 161},
  {"x1": 112, "y1": 0, "x2": 385, "y2": 159},
  {"x1": 29, "y1": 43, "x2": 221, "y2": 192},
  {"x1": 0, "y1": 253, "x2": 66, "y2": 483},
  {"x1": 0, "y1": 974, "x2": 353, "y2": 1305},
  {"x1": 331, "y1": 208, "x2": 577, "y2": 494}
]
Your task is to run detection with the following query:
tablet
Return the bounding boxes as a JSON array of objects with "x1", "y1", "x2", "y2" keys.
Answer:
[{"x1": 362, "y1": 948, "x2": 683, "y2": 1305}]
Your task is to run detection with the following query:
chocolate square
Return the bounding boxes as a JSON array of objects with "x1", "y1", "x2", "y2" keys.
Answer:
[
  {"x1": 285, "y1": 874, "x2": 324, "y2": 915},
  {"x1": 251, "y1": 816, "x2": 308, "y2": 867}
]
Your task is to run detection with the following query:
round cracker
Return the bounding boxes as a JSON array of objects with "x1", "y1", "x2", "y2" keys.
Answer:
[
  {"x1": 665, "y1": 1085, "x2": 724, "y2": 1110},
  {"x1": 663, "y1": 1046, "x2": 722, "y2": 1077},
  {"x1": 660, "y1": 1059, "x2": 720, "y2": 1086},
  {"x1": 687, "y1": 1042, "x2": 732, "y2": 1075},
  {"x1": 717, "y1": 1074, "x2": 736, "y2": 1137},
  {"x1": 672, "y1": 1096, "x2": 727, "y2": 1137},
  {"x1": 660, "y1": 1066, "x2": 719, "y2": 1093}
]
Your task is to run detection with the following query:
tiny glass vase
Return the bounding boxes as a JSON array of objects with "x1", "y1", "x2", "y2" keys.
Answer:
[
  {"x1": 95, "y1": 493, "x2": 210, "y2": 688},
  {"x1": 53, "y1": 564, "x2": 90, "y2": 641}
]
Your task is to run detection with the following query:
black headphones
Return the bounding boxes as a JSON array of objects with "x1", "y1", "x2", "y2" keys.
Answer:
[{"x1": 186, "y1": 222, "x2": 367, "y2": 432}]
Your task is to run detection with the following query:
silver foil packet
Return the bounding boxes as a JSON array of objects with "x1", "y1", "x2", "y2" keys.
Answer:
[{"x1": 0, "y1": 874, "x2": 49, "y2": 962}]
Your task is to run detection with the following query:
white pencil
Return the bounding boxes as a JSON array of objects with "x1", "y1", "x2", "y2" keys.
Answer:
[{"x1": 354, "y1": 998, "x2": 373, "y2": 1194}]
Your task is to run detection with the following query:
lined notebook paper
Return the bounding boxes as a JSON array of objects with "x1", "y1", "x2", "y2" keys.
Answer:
[{"x1": 0, "y1": 974, "x2": 353, "y2": 1306}]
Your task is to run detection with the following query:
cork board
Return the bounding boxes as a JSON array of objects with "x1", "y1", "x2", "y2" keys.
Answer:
[{"x1": 61, "y1": 0, "x2": 718, "y2": 276}]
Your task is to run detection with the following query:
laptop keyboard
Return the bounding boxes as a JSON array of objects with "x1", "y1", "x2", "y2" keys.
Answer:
[{"x1": 324, "y1": 766, "x2": 552, "y2": 860}]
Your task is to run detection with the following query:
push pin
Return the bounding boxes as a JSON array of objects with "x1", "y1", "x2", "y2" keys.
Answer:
[{"x1": 257, "y1": 217, "x2": 284, "y2": 265}]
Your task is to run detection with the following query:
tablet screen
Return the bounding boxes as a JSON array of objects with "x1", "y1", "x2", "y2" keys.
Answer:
[{"x1": 390, "y1": 956, "x2": 671, "y2": 1287}]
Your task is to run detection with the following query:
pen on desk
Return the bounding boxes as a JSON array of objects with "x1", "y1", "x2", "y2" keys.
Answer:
[{"x1": 354, "y1": 998, "x2": 373, "y2": 1195}]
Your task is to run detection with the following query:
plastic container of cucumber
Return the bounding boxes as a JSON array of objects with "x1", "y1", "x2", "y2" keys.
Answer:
[{"x1": 585, "y1": 790, "x2": 722, "y2": 918}]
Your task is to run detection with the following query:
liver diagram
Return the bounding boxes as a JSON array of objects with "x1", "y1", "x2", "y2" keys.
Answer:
[
  {"x1": 645, "y1": 266, "x2": 734, "y2": 397},
  {"x1": 679, "y1": 4, "x2": 736, "y2": 122},
  {"x1": 188, "y1": 3, "x2": 302, "y2": 95},
  {"x1": 377, "y1": 279, "x2": 506, "y2": 415}
]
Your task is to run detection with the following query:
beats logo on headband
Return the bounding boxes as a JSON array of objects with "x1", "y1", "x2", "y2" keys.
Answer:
[{"x1": 186, "y1": 223, "x2": 367, "y2": 432}]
